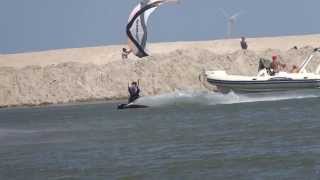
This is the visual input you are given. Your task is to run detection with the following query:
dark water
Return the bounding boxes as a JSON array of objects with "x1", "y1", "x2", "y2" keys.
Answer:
[{"x1": 1, "y1": 91, "x2": 320, "y2": 180}]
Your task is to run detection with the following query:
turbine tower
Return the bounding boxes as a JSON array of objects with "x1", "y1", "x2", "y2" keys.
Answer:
[{"x1": 220, "y1": 9, "x2": 243, "y2": 38}]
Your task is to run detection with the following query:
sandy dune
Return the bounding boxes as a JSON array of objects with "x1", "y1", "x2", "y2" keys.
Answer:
[
  {"x1": 0, "y1": 34, "x2": 320, "y2": 107},
  {"x1": 1, "y1": 34, "x2": 320, "y2": 68}
]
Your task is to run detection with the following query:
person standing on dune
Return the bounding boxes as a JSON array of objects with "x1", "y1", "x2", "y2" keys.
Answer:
[{"x1": 240, "y1": 37, "x2": 248, "y2": 50}]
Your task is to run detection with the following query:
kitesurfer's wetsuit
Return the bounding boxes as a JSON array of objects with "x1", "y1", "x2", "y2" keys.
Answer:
[{"x1": 128, "y1": 85, "x2": 140, "y2": 103}]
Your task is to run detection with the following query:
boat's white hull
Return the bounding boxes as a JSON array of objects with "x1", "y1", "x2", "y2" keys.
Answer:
[
  {"x1": 206, "y1": 71, "x2": 320, "y2": 93},
  {"x1": 205, "y1": 48, "x2": 320, "y2": 93}
]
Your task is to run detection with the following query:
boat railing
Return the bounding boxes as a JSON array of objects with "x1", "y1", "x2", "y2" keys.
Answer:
[
  {"x1": 316, "y1": 65, "x2": 320, "y2": 74},
  {"x1": 298, "y1": 48, "x2": 320, "y2": 74}
]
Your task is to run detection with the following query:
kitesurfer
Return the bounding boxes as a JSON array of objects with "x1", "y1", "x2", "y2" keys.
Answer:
[{"x1": 128, "y1": 81, "x2": 140, "y2": 103}]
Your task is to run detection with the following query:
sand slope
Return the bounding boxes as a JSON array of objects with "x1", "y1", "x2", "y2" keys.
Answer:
[{"x1": 0, "y1": 34, "x2": 320, "y2": 107}]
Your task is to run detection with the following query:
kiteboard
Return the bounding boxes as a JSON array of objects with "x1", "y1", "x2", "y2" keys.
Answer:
[{"x1": 117, "y1": 103, "x2": 148, "y2": 110}]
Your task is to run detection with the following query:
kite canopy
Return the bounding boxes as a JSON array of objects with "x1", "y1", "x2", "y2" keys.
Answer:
[{"x1": 126, "y1": 0, "x2": 178, "y2": 58}]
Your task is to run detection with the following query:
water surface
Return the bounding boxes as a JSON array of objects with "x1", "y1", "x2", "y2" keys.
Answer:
[{"x1": 0, "y1": 91, "x2": 320, "y2": 179}]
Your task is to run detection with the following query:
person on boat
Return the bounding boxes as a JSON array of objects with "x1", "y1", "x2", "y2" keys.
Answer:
[
  {"x1": 122, "y1": 48, "x2": 132, "y2": 60},
  {"x1": 290, "y1": 65, "x2": 299, "y2": 73},
  {"x1": 240, "y1": 37, "x2": 248, "y2": 50},
  {"x1": 271, "y1": 55, "x2": 286, "y2": 74},
  {"x1": 128, "y1": 81, "x2": 140, "y2": 103}
]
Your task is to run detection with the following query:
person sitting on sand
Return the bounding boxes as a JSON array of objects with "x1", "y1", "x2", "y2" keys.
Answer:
[
  {"x1": 270, "y1": 55, "x2": 286, "y2": 74},
  {"x1": 240, "y1": 37, "x2": 248, "y2": 50},
  {"x1": 128, "y1": 81, "x2": 140, "y2": 103},
  {"x1": 122, "y1": 48, "x2": 132, "y2": 60}
]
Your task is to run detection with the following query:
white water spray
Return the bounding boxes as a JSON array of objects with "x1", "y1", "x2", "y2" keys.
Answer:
[{"x1": 135, "y1": 90, "x2": 320, "y2": 107}]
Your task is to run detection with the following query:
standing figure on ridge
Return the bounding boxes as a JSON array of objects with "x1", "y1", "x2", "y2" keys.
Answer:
[{"x1": 240, "y1": 36, "x2": 248, "y2": 50}]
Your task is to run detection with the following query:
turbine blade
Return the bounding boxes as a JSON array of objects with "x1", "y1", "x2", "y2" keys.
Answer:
[
  {"x1": 165, "y1": 0, "x2": 180, "y2": 4},
  {"x1": 219, "y1": 8, "x2": 229, "y2": 19},
  {"x1": 231, "y1": 11, "x2": 244, "y2": 19}
]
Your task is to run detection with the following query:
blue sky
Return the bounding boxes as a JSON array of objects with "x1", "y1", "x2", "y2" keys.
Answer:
[{"x1": 0, "y1": 0, "x2": 319, "y2": 54}]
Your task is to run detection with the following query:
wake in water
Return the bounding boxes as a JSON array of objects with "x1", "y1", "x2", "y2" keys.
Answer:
[{"x1": 135, "y1": 89, "x2": 320, "y2": 107}]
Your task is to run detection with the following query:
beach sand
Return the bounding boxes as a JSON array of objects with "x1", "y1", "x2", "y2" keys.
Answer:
[{"x1": 0, "y1": 34, "x2": 320, "y2": 107}]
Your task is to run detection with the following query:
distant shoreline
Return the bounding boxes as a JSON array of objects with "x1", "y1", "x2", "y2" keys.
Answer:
[{"x1": 1, "y1": 33, "x2": 319, "y2": 55}]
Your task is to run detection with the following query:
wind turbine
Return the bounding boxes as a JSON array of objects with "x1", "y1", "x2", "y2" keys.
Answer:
[{"x1": 220, "y1": 9, "x2": 243, "y2": 38}]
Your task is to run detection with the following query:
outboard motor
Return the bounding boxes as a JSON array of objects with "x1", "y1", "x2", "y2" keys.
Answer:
[
  {"x1": 258, "y1": 58, "x2": 272, "y2": 71},
  {"x1": 258, "y1": 58, "x2": 274, "y2": 75}
]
